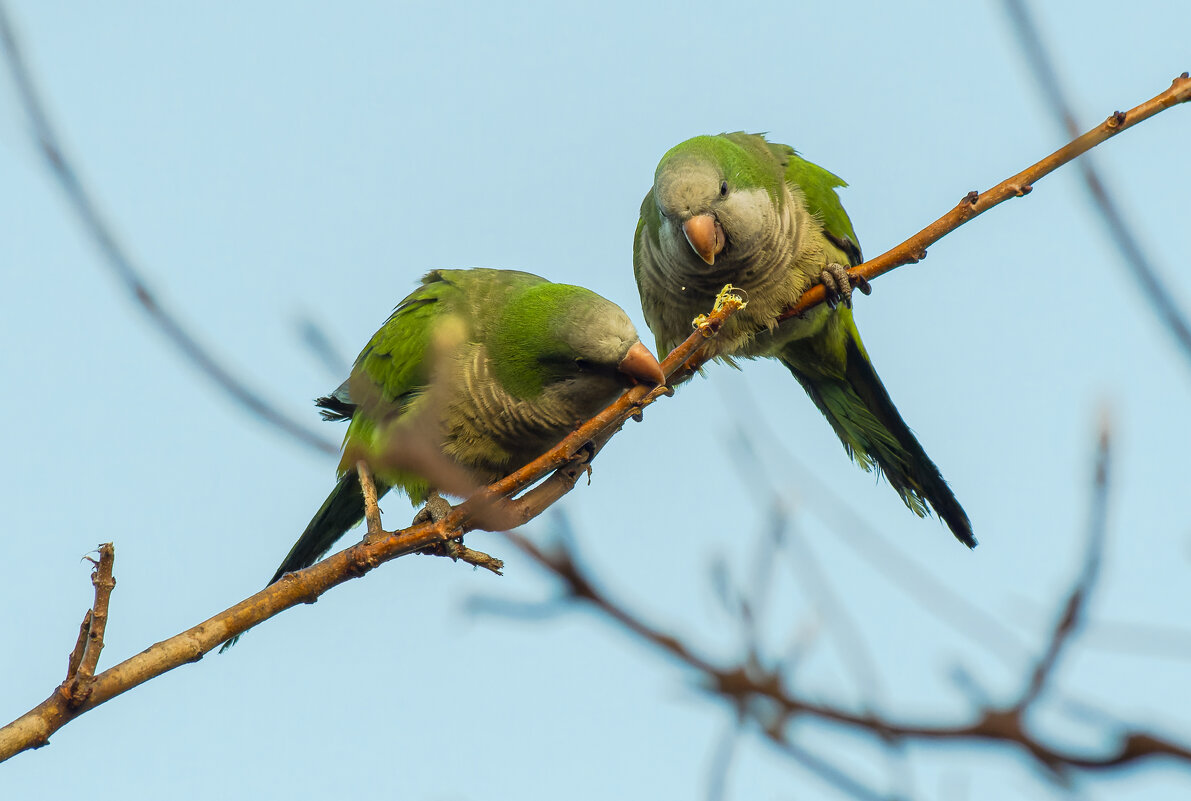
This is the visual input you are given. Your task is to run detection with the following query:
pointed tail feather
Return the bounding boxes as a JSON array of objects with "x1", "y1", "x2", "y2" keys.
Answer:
[
  {"x1": 220, "y1": 471, "x2": 386, "y2": 652},
  {"x1": 779, "y1": 331, "x2": 975, "y2": 548}
]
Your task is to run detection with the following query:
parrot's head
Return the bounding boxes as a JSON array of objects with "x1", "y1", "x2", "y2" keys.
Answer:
[
  {"x1": 650, "y1": 134, "x2": 785, "y2": 271},
  {"x1": 488, "y1": 284, "x2": 665, "y2": 413}
]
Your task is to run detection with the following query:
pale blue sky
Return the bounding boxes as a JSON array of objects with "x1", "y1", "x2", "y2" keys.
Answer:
[{"x1": 3, "y1": 2, "x2": 1190, "y2": 799}]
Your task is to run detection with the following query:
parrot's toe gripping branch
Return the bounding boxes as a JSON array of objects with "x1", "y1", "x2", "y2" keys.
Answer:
[
  {"x1": 412, "y1": 490, "x2": 454, "y2": 527},
  {"x1": 819, "y1": 263, "x2": 861, "y2": 310},
  {"x1": 414, "y1": 491, "x2": 505, "y2": 573}
]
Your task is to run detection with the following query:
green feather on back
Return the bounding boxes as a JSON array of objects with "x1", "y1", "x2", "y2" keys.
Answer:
[{"x1": 780, "y1": 150, "x2": 863, "y2": 266}]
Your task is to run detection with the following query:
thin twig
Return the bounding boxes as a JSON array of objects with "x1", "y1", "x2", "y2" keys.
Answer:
[
  {"x1": 704, "y1": 722, "x2": 739, "y2": 801},
  {"x1": 0, "y1": 5, "x2": 339, "y2": 456},
  {"x1": 429, "y1": 540, "x2": 504, "y2": 575},
  {"x1": 783, "y1": 523, "x2": 891, "y2": 713},
  {"x1": 64, "y1": 611, "x2": 92, "y2": 681},
  {"x1": 296, "y1": 315, "x2": 351, "y2": 379},
  {"x1": 61, "y1": 544, "x2": 116, "y2": 707},
  {"x1": 723, "y1": 391, "x2": 1027, "y2": 663},
  {"x1": 1003, "y1": 0, "x2": 1191, "y2": 372},
  {"x1": 504, "y1": 488, "x2": 1191, "y2": 778},
  {"x1": 764, "y1": 733, "x2": 892, "y2": 801},
  {"x1": 723, "y1": 427, "x2": 917, "y2": 796},
  {"x1": 1019, "y1": 416, "x2": 1111, "y2": 710},
  {"x1": 724, "y1": 427, "x2": 890, "y2": 704},
  {"x1": 357, "y1": 460, "x2": 382, "y2": 539},
  {"x1": 776, "y1": 72, "x2": 1191, "y2": 323},
  {"x1": 507, "y1": 532, "x2": 721, "y2": 675}
]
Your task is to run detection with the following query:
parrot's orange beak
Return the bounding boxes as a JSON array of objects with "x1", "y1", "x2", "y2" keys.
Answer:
[
  {"x1": 617, "y1": 341, "x2": 666, "y2": 387},
  {"x1": 682, "y1": 213, "x2": 725, "y2": 265}
]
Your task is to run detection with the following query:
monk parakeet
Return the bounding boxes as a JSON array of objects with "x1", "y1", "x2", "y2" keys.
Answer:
[
  {"x1": 634, "y1": 133, "x2": 974, "y2": 547},
  {"x1": 251, "y1": 267, "x2": 663, "y2": 597}
]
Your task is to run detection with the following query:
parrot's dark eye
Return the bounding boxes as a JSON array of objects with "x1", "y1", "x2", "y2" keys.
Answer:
[{"x1": 719, "y1": 181, "x2": 728, "y2": 197}]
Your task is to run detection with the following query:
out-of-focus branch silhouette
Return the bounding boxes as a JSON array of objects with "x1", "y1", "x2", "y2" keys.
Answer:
[
  {"x1": 1018, "y1": 414, "x2": 1110, "y2": 710},
  {"x1": 721, "y1": 384, "x2": 1030, "y2": 666},
  {"x1": 1004, "y1": 0, "x2": 1191, "y2": 373},
  {"x1": 498, "y1": 419, "x2": 1191, "y2": 797},
  {"x1": 0, "y1": 4, "x2": 339, "y2": 456},
  {"x1": 295, "y1": 315, "x2": 352, "y2": 380}
]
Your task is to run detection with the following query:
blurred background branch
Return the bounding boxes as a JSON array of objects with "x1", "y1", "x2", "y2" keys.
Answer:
[
  {"x1": 1004, "y1": 0, "x2": 1191, "y2": 373},
  {"x1": 497, "y1": 418, "x2": 1191, "y2": 795},
  {"x1": 0, "y1": 4, "x2": 339, "y2": 456}
]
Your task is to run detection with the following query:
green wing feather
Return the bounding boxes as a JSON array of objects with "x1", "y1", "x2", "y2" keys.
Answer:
[
  {"x1": 782, "y1": 148, "x2": 863, "y2": 267},
  {"x1": 351, "y1": 271, "x2": 457, "y2": 418}
]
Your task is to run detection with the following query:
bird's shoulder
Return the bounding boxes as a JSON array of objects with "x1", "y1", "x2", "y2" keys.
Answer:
[{"x1": 780, "y1": 149, "x2": 863, "y2": 267}]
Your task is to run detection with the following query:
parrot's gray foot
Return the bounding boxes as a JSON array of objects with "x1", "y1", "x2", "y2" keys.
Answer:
[
  {"x1": 412, "y1": 490, "x2": 453, "y2": 525},
  {"x1": 413, "y1": 490, "x2": 476, "y2": 562},
  {"x1": 819, "y1": 263, "x2": 871, "y2": 310}
]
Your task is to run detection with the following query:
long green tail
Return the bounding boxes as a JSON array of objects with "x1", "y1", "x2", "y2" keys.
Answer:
[
  {"x1": 779, "y1": 321, "x2": 975, "y2": 548},
  {"x1": 220, "y1": 472, "x2": 388, "y2": 652}
]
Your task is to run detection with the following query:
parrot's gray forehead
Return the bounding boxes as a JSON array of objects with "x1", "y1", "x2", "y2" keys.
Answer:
[
  {"x1": 563, "y1": 297, "x2": 639, "y2": 363},
  {"x1": 654, "y1": 156, "x2": 720, "y2": 218}
]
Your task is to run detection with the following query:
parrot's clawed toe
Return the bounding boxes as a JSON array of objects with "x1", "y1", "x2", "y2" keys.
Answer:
[
  {"x1": 819, "y1": 262, "x2": 868, "y2": 310},
  {"x1": 819, "y1": 263, "x2": 853, "y2": 309},
  {"x1": 413, "y1": 490, "x2": 453, "y2": 525}
]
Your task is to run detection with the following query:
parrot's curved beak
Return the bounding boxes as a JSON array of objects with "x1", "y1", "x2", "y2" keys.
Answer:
[
  {"x1": 682, "y1": 213, "x2": 725, "y2": 265},
  {"x1": 617, "y1": 341, "x2": 666, "y2": 387}
]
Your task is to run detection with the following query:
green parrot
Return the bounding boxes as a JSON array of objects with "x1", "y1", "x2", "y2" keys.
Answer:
[
  {"x1": 223, "y1": 268, "x2": 663, "y2": 650},
  {"x1": 634, "y1": 133, "x2": 974, "y2": 548}
]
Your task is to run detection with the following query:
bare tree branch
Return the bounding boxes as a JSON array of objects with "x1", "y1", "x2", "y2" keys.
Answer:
[
  {"x1": 1003, "y1": 0, "x2": 1191, "y2": 372},
  {"x1": 295, "y1": 315, "x2": 351, "y2": 379},
  {"x1": 1018, "y1": 415, "x2": 1111, "y2": 710},
  {"x1": 63, "y1": 611, "x2": 91, "y2": 682},
  {"x1": 703, "y1": 722, "x2": 740, "y2": 801},
  {"x1": 723, "y1": 392, "x2": 1028, "y2": 664},
  {"x1": 764, "y1": 734, "x2": 892, "y2": 801},
  {"x1": 504, "y1": 420, "x2": 1191, "y2": 781},
  {"x1": 0, "y1": 291, "x2": 744, "y2": 763},
  {"x1": 0, "y1": 4, "x2": 340, "y2": 456},
  {"x1": 62, "y1": 544, "x2": 115, "y2": 705},
  {"x1": 357, "y1": 460, "x2": 383, "y2": 539},
  {"x1": 776, "y1": 71, "x2": 1191, "y2": 323}
]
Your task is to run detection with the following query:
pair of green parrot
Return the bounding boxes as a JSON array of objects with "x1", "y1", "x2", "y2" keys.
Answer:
[{"x1": 248, "y1": 132, "x2": 974, "y2": 622}]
